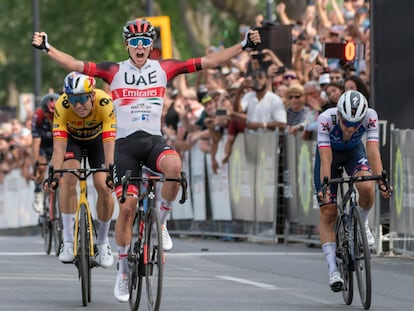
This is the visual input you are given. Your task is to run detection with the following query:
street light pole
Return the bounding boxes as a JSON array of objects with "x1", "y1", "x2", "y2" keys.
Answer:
[
  {"x1": 146, "y1": 0, "x2": 153, "y2": 16},
  {"x1": 32, "y1": 0, "x2": 42, "y2": 108}
]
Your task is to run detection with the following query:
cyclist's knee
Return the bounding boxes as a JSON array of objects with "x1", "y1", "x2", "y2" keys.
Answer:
[
  {"x1": 159, "y1": 153, "x2": 181, "y2": 176},
  {"x1": 320, "y1": 204, "x2": 337, "y2": 224}
]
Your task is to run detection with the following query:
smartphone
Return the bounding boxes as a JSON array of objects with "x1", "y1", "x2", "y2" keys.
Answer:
[{"x1": 308, "y1": 49, "x2": 319, "y2": 63}]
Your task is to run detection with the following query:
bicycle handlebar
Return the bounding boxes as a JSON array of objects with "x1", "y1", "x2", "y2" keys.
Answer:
[
  {"x1": 48, "y1": 164, "x2": 111, "y2": 187},
  {"x1": 120, "y1": 170, "x2": 188, "y2": 205},
  {"x1": 322, "y1": 170, "x2": 392, "y2": 197}
]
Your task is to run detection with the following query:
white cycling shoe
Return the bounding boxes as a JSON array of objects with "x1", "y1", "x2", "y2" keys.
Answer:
[
  {"x1": 329, "y1": 270, "x2": 344, "y2": 292},
  {"x1": 162, "y1": 225, "x2": 173, "y2": 251},
  {"x1": 95, "y1": 242, "x2": 114, "y2": 268},
  {"x1": 114, "y1": 272, "x2": 129, "y2": 303},
  {"x1": 59, "y1": 242, "x2": 74, "y2": 263}
]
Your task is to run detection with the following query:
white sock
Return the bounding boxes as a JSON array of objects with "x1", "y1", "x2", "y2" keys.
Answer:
[
  {"x1": 96, "y1": 219, "x2": 111, "y2": 245},
  {"x1": 360, "y1": 208, "x2": 370, "y2": 226},
  {"x1": 322, "y1": 242, "x2": 337, "y2": 275},
  {"x1": 62, "y1": 213, "x2": 76, "y2": 243},
  {"x1": 159, "y1": 198, "x2": 172, "y2": 225},
  {"x1": 117, "y1": 245, "x2": 130, "y2": 275}
]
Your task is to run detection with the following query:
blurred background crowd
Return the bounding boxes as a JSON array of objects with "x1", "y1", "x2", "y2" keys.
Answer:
[{"x1": 0, "y1": 0, "x2": 371, "y2": 183}]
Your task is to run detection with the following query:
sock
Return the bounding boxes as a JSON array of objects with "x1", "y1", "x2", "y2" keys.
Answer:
[
  {"x1": 96, "y1": 218, "x2": 111, "y2": 245},
  {"x1": 322, "y1": 242, "x2": 338, "y2": 275},
  {"x1": 117, "y1": 245, "x2": 130, "y2": 275},
  {"x1": 62, "y1": 213, "x2": 76, "y2": 243},
  {"x1": 360, "y1": 208, "x2": 370, "y2": 226},
  {"x1": 159, "y1": 198, "x2": 172, "y2": 225}
]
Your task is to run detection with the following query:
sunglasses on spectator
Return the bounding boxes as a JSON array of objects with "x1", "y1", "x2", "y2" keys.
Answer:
[
  {"x1": 284, "y1": 74, "x2": 297, "y2": 80},
  {"x1": 67, "y1": 94, "x2": 91, "y2": 106},
  {"x1": 288, "y1": 95, "x2": 302, "y2": 99},
  {"x1": 127, "y1": 36, "x2": 153, "y2": 48}
]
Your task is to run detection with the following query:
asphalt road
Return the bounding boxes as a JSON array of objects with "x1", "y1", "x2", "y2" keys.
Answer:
[{"x1": 0, "y1": 234, "x2": 413, "y2": 311}]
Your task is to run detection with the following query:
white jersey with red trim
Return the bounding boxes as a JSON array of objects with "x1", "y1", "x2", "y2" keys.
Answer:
[
  {"x1": 317, "y1": 107, "x2": 380, "y2": 151},
  {"x1": 83, "y1": 58, "x2": 202, "y2": 139}
]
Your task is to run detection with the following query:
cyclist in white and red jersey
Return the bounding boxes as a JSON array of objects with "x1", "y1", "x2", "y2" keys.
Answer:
[
  {"x1": 314, "y1": 90, "x2": 392, "y2": 292},
  {"x1": 32, "y1": 18, "x2": 260, "y2": 303}
]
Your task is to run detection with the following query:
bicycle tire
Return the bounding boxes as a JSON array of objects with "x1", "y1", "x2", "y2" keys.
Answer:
[
  {"x1": 51, "y1": 190, "x2": 63, "y2": 256},
  {"x1": 336, "y1": 215, "x2": 353, "y2": 305},
  {"x1": 352, "y1": 207, "x2": 372, "y2": 310},
  {"x1": 79, "y1": 204, "x2": 89, "y2": 306},
  {"x1": 129, "y1": 213, "x2": 144, "y2": 311},
  {"x1": 145, "y1": 206, "x2": 163, "y2": 311},
  {"x1": 42, "y1": 192, "x2": 52, "y2": 255}
]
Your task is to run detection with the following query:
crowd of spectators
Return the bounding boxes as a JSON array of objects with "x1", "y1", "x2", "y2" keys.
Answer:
[{"x1": 0, "y1": 0, "x2": 371, "y2": 182}]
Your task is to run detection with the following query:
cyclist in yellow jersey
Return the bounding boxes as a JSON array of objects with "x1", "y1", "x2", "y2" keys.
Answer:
[{"x1": 49, "y1": 72, "x2": 116, "y2": 267}]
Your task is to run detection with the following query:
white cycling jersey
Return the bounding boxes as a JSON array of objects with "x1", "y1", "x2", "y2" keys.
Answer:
[{"x1": 83, "y1": 57, "x2": 202, "y2": 139}]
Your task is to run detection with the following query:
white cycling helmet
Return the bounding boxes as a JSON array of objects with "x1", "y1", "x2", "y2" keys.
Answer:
[
  {"x1": 337, "y1": 90, "x2": 368, "y2": 123},
  {"x1": 63, "y1": 71, "x2": 96, "y2": 95}
]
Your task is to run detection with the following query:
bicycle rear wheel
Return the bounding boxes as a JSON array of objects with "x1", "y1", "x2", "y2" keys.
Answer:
[
  {"x1": 78, "y1": 204, "x2": 90, "y2": 306},
  {"x1": 129, "y1": 214, "x2": 144, "y2": 311},
  {"x1": 336, "y1": 216, "x2": 353, "y2": 305},
  {"x1": 145, "y1": 206, "x2": 163, "y2": 311},
  {"x1": 41, "y1": 192, "x2": 52, "y2": 255},
  {"x1": 51, "y1": 190, "x2": 63, "y2": 256},
  {"x1": 353, "y1": 207, "x2": 371, "y2": 310}
]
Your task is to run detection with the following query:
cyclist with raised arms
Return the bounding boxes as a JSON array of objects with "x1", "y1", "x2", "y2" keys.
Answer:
[
  {"x1": 31, "y1": 93, "x2": 59, "y2": 214},
  {"x1": 48, "y1": 72, "x2": 116, "y2": 268},
  {"x1": 32, "y1": 19, "x2": 260, "y2": 303},
  {"x1": 314, "y1": 90, "x2": 393, "y2": 292}
]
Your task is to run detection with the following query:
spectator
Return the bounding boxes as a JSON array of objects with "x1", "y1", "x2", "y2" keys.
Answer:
[
  {"x1": 325, "y1": 81, "x2": 344, "y2": 107},
  {"x1": 343, "y1": 75, "x2": 370, "y2": 102},
  {"x1": 243, "y1": 69, "x2": 287, "y2": 132},
  {"x1": 286, "y1": 84, "x2": 310, "y2": 135}
]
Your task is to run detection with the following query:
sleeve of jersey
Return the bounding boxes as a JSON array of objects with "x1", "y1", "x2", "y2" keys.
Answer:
[
  {"x1": 316, "y1": 113, "x2": 331, "y2": 149},
  {"x1": 52, "y1": 99, "x2": 69, "y2": 141},
  {"x1": 365, "y1": 109, "x2": 380, "y2": 143},
  {"x1": 100, "y1": 96, "x2": 117, "y2": 143},
  {"x1": 162, "y1": 58, "x2": 202, "y2": 81},
  {"x1": 83, "y1": 61, "x2": 117, "y2": 85}
]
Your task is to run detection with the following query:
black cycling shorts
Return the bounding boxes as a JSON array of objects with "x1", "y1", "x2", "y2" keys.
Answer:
[{"x1": 64, "y1": 134, "x2": 105, "y2": 168}]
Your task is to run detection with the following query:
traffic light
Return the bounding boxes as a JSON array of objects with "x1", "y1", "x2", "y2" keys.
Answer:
[{"x1": 143, "y1": 16, "x2": 172, "y2": 60}]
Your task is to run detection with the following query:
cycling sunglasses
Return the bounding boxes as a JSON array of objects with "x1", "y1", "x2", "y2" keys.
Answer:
[
  {"x1": 67, "y1": 94, "x2": 91, "y2": 106},
  {"x1": 341, "y1": 118, "x2": 362, "y2": 128},
  {"x1": 127, "y1": 36, "x2": 153, "y2": 48}
]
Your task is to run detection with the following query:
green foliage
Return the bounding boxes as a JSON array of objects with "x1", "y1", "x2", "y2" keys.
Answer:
[{"x1": 0, "y1": 0, "x2": 260, "y2": 107}]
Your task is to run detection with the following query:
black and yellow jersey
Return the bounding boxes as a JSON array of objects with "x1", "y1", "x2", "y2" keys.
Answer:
[{"x1": 53, "y1": 89, "x2": 116, "y2": 142}]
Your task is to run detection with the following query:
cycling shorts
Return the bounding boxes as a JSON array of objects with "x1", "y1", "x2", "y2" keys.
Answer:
[{"x1": 64, "y1": 134, "x2": 105, "y2": 169}]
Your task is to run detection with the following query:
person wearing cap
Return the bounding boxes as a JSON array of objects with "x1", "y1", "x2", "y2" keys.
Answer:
[{"x1": 286, "y1": 83, "x2": 309, "y2": 135}]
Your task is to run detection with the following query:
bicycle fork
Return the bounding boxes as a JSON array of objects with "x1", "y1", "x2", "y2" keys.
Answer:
[{"x1": 73, "y1": 179, "x2": 95, "y2": 257}]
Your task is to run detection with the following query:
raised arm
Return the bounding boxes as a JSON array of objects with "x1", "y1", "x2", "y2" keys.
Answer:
[{"x1": 32, "y1": 32, "x2": 84, "y2": 72}]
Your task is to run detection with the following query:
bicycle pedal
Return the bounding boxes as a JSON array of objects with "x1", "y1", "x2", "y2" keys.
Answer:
[{"x1": 331, "y1": 282, "x2": 344, "y2": 293}]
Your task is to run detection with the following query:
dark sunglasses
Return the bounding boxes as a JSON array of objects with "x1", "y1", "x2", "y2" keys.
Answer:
[
  {"x1": 67, "y1": 94, "x2": 91, "y2": 106},
  {"x1": 284, "y1": 74, "x2": 297, "y2": 80},
  {"x1": 341, "y1": 118, "x2": 362, "y2": 128},
  {"x1": 127, "y1": 36, "x2": 153, "y2": 48},
  {"x1": 288, "y1": 95, "x2": 302, "y2": 99}
]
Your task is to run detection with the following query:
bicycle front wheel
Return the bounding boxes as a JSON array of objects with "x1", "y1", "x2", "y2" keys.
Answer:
[
  {"x1": 145, "y1": 207, "x2": 163, "y2": 311},
  {"x1": 129, "y1": 213, "x2": 144, "y2": 311},
  {"x1": 353, "y1": 207, "x2": 372, "y2": 310},
  {"x1": 41, "y1": 192, "x2": 52, "y2": 255},
  {"x1": 78, "y1": 204, "x2": 90, "y2": 306},
  {"x1": 336, "y1": 216, "x2": 353, "y2": 305}
]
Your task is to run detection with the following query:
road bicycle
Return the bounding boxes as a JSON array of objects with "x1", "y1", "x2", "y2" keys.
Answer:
[
  {"x1": 120, "y1": 163, "x2": 187, "y2": 311},
  {"x1": 34, "y1": 161, "x2": 62, "y2": 256},
  {"x1": 48, "y1": 150, "x2": 112, "y2": 306},
  {"x1": 322, "y1": 168, "x2": 391, "y2": 310}
]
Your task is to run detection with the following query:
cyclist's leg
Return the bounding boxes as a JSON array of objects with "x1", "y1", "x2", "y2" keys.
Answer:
[
  {"x1": 58, "y1": 141, "x2": 82, "y2": 262},
  {"x1": 113, "y1": 135, "x2": 143, "y2": 302},
  {"x1": 346, "y1": 142, "x2": 375, "y2": 244},
  {"x1": 314, "y1": 148, "x2": 343, "y2": 290}
]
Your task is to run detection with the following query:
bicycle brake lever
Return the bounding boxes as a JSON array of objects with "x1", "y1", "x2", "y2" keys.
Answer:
[{"x1": 120, "y1": 170, "x2": 131, "y2": 204}]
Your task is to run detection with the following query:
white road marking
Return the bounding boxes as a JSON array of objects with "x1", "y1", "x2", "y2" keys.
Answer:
[{"x1": 216, "y1": 275, "x2": 278, "y2": 289}]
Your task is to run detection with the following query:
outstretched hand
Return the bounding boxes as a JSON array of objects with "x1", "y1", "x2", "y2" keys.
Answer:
[
  {"x1": 32, "y1": 31, "x2": 50, "y2": 52},
  {"x1": 241, "y1": 29, "x2": 261, "y2": 50}
]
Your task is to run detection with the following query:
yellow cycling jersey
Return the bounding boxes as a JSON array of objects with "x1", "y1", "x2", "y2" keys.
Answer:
[{"x1": 53, "y1": 89, "x2": 116, "y2": 142}]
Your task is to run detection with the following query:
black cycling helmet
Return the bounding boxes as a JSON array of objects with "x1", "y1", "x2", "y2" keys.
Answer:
[
  {"x1": 41, "y1": 93, "x2": 60, "y2": 113},
  {"x1": 122, "y1": 19, "x2": 157, "y2": 40}
]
